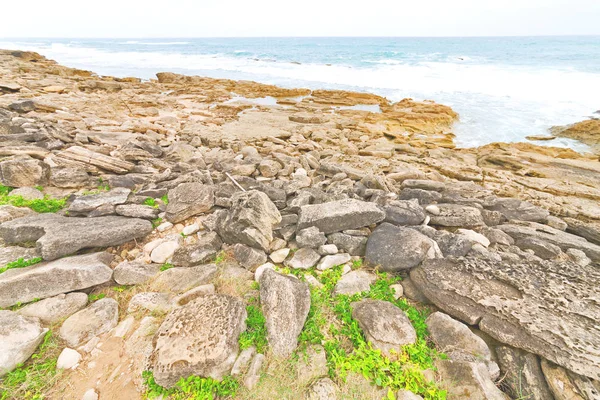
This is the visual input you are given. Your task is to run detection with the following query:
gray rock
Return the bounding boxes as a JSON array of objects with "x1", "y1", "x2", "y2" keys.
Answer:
[
  {"x1": 305, "y1": 377, "x2": 338, "y2": 400},
  {"x1": 0, "y1": 205, "x2": 36, "y2": 224},
  {"x1": 165, "y1": 182, "x2": 214, "y2": 223},
  {"x1": 172, "y1": 232, "x2": 222, "y2": 267},
  {"x1": 566, "y1": 248, "x2": 592, "y2": 267},
  {"x1": 436, "y1": 359, "x2": 509, "y2": 400},
  {"x1": 231, "y1": 346, "x2": 256, "y2": 376},
  {"x1": 297, "y1": 199, "x2": 385, "y2": 234},
  {"x1": 9, "y1": 100, "x2": 36, "y2": 113},
  {"x1": 49, "y1": 167, "x2": 89, "y2": 188},
  {"x1": 233, "y1": 243, "x2": 267, "y2": 271},
  {"x1": 296, "y1": 226, "x2": 327, "y2": 249},
  {"x1": 260, "y1": 269, "x2": 310, "y2": 357},
  {"x1": 0, "y1": 311, "x2": 48, "y2": 377},
  {"x1": 427, "y1": 204, "x2": 485, "y2": 227},
  {"x1": 298, "y1": 345, "x2": 328, "y2": 385},
  {"x1": 318, "y1": 244, "x2": 338, "y2": 255},
  {"x1": 151, "y1": 264, "x2": 218, "y2": 293},
  {"x1": 564, "y1": 218, "x2": 600, "y2": 246},
  {"x1": 432, "y1": 230, "x2": 473, "y2": 257},
  {"x1": 316, "y1": 253, "x2": 351, "y2": 271},
  {"x1": 9, "y1": 187, "x2": 43, "y2": 200},
  {"x1": 398, "y1": 188, "x2": 442, "y2": 204},
  {"x1": 402, "y1": 179, "x2": 446, "y2": 192},
  {"x1": 516, "y1": 237, "x2": 562, "y2": 259},
  {"x1": 128, "y1": 292, "x2": 172, "y2": 314},
  {"x1": 0, "y1": 252, "x2": 113, "y2": 308},
  {"x1": 67, "y1": 188, "x2": 130, "y2": 215},
  {"x1": 59, "y1": 298, "x2": 119, "y2": 347},
  {"x1": 150, "y1": 294, "x2": 246, "y2": 387},
  {"x1": 259, "y1": 159, "x2": 282, "y2": 178},
  {"x1": 333, "y1": 270, "x2": 377, "y2": 296},
  {"x1": 172, "y1": 284, "x2": 216, "y2": 307},
  {"x1": 327, "y1": 232, "x2": 367, "y2": 256},
  {"x1": 410, "y1": 257, "x2": 600, "y2": 381},
  {"x1": 18, "y1": 293, "x2": 88, "y2": 325},
  {"x1": 284, "y1": 248, "x2": 321, "y2": 270},
  {"x1": 485, "y1": 198, "x2": 549, "y2": 223},
  {"x1": 115, "y1": 204, "x2": 160, "y2": 219},
  {"x1": 0, "y1": 155, "x2": 49, "y2": 187},
  {"x1": 540, "y1": 358, "x2": 600, "y2": 400},
  {"x1": 243, "y1": 353, "x2": 265, "y2": 390},
  {"x1": 396, "y1": 390, "x2": 423, "y2": 400},
  {"x1": 351, "y1": 299, "x2": 416, "y2": 357},
  {"x1": 481, "y1": 227, "x2": 514, "y2": 246},
  {"x1": 217, "y1": 190, "x2": 282, "y2": 251},
  {"x1": 113, "y1": 260, "x2": 161, "y2": 285},
  {"x1": 400, "y1": 277, "x2": 430, "y2": 304},
  {"x1": 269, "y1": 248, "x2": 290, "y2": 263},
  {"x1": 0, "y1": 214, "x2": 152, "y2": 261},
  {"x1": 496, "y1": 346, "x2": 554, "y2": 400},
  {"x1": 383, "y1": 200, "x2": 426, "y2": 226},
  {"x1": 365, "y1": 223, "x2": 432, "y2": 271},
  {"x1": 150, "y1": 240, "x2": 180, "y2": 264},
  {"x1": 0, "y1": 244, "x2": 39, "y2": 266}
]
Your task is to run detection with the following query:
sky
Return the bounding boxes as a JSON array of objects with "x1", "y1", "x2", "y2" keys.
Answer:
[{"x1": 1, "y1": 0, "x2": 599, "y2": 37}]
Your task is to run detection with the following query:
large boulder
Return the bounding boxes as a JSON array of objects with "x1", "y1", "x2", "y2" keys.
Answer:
[
  {"x1": 259, "y1": 269, "x2": 310, "y2": 357},
  {"x1": 0, "y1": 156, "x2": 49, "y2": 187},
  {"x1": 0, "y1": 252, "x2": 113, "y2": 308},
  {"x1": 0, "y1": 214, "x2": 152, "y2": 260},
  {"x1": 165, "y1": 182, "x2": 214, "y2": 223},
  {"x1": 496, "y1": 346, "x2": 554, "y2": 400},
  {"x1": 59, "y1": 298, "x2": 119, "y2": 347},
  {"x1": 150, "y1": 294, "x2": 247, "y2": 387},
  {"x1": 297, "y1": 199, "x2": 385, "y2": 234},
  {"x1": 383, "y1": 200, "x2": 426, "y2": 226},
  {"x1": 351, "y1": 299, "x2": 416, "y2": 357},
  {"x1": 0, "y1": 311, "x2": 48, "y2": 377},
  {"x1": 410, "y1": 257, "x2": 600, "y2": 381},
  {"x1": 18, "y1": 293, "x2": 88, "y2": 325},
  {"x1": 217, "y1": 190, "x2": 281, "y2": 251},
  {"x1": 365, "y1": 223, "x2": 432, "y2": 271}
]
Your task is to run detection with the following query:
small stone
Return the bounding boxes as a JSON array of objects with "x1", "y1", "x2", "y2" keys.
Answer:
[
  {"x1": 243, "y1": 353, "x2": 265, "y2": 390},
  {"x1": 233, "y1": 243, "x2": 267, "y2": 271},
  {"x1": 59, "y1": 298, "x2": 119, "y2": 347},
  {"x1": 333, "y1": 270, "x2": 377, "y2": 296},
  {"x1": 82, "y1": 389, "x2": 99, "y2": 400},
  {"x1": 397, "y1": 389, "x2": 424, "y2": 400},
  {"x1": 318, "y1": 244, "x2": 338, "y2": 255},
  {"x1": 425, "y1": 205, "x2": 440, "y2": 215},
  {"x1": 284, "y1": 248, "x2": 321, "y2": 270},
  {"x1": 390, "y1": 284, "x2": 404, "y2": 299},
  {"x1": 566, "y1": 248, "x2": 591, "y2": 267},
  {"x1": 296, "y1": 227, "x2": 327, "y2": 249},
  {"x1": 156, "y1": 221, "x2": 173, "y2": 232},
  {"x1": 150, "y1": 241, "x2": 180, "y2": 264},
  {"x1": 269, "y1": 248, "x2": 290, "y2": 263},
  {"x1": 113, "y1": 316, "x2": 135, "y2": 338},
  {"x1": 298, "y1": 345, "x2": 328, "y2": 385},
  {"x1": 316, "y1": 253, "x2": 351, "y2": 271},
  {"x1": 254, "y1": 263, "x2": 275, "y2": 282},
  {"x1": 56, "y1": 348, "x2": 82, "y2": 370},
  {"x1": 305, "y1": 377, "x2": 338, "y2": 400},
  {"x1": 172, "y1": 284, "x2": 216, "y2": 307},
  {"x1": 182, "y1": 223, "x2": 200, "y2": 236},
  {"x1": 231, "y1": 346, "x2": 256, "y2": 376},
  {"x1": 457, "y1": 229, "x2": 491, "y2": 247},
  {"x1": 128, "y1": 292, "x2": 172, "y2": 314}
]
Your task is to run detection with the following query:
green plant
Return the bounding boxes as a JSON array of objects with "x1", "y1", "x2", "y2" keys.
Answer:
[
  {"x1": 0, "y1": 257, "x2": 43, "y2": 274},
  {"x1": 34, "y1": 185, "x2": 44, "y2": 192},
  {"x1": 97, "y1": 178, "x2": 110, "y2": 191},
  {"x1": 0, "y1": 186, "x2": 66, "y2": 213},
  {"x1": 214, "y1": 251, "x2": 227, "y2": 265},
  {"x1": 161, "y1": 194, "x2": 169, "y2": 205},
  {"x1": 351, "y1": 258, "x2": 363, "y2": 269},
  {"x1": 142, "y1": 370, "x2": 240, "y2": 400},
  {"x1": 113, "y1": 286, "x2": 128, "y2": 293},
  {"x1": 238, "y1": 301, "x2": 268, "y2": 353},
  {"x1": 143, "y1": 197, "x2": 160, "y2": 208},
  {"x1": 160, "y1": 263, "x2": 174, "y2": 272},
  {"x1": 88, "y1": 293, "x2": 106, "y2": 302},
  {"x1": 151, "y1": 217, "x2": 163, "y2": 228}
]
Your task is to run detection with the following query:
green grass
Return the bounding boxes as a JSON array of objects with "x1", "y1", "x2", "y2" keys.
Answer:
[
  {"x1": 0, "y1": 185, "x2": 66, "y2": 213},
  {"x1": 143, "y1": 371, "x2": 239, "y2": 400},
  {"x1": 0, "y1": 331, "x2": 63, "y2": 400},
  {"x1": 143, "y1": 197, "x2": 160, "y2": 208},
  {"x1": 152, "y1": 217, "x2": 163, "y2": 228},
  {"x1": 0, "y1": 257, "x2": 43, "y2": 274},
  {"x1": 88, "y1": 293, "x2": 106, "y2": 302},
  {"x1": 238, "y1": 297, "x2": 268, "y2": 354},
  {"x1": 160, "y1": 263, "x2": 174, "y2": 272},
  {"x1": 161, "y1": 194, "x2": 169, "y2": 205},
  {"x1": 214, "y1": 251, "x2": 227, "y2": 265}
]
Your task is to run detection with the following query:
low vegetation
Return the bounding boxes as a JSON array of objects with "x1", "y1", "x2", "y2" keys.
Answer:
[
  {"x1": 0, "y1": 257, "x2": 43, "y2": 274},
  {"x1": 238, "y1": 296, "x2": 268, "y2": 354},
  {"x1": 143, "y1": 371, "x2": 240, "y2": 400},
  {"x1": 0, "y1": 185, "x2": 66, "y2": 213}
]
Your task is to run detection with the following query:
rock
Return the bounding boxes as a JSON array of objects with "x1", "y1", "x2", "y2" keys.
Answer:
[
  {"x1": 365, "y1": 223, "x2": 432, "y2": 271},
  {"x1": 284, "y1": 248, "x2": 321, "y2": 270},
  {"x1": 0, "y1": 205, "x2": 36, "y2": 224},
  {"x1": 231, "y1": 346, "x2": 256, "y2": 376},
  {"x1": 481, "y1": 227, "x2": 514, "y2": 246},
  {"x1": 114, "y1": 316, "x2": 135, "y2": 338},
  {"x1": 318, "y1": 244, "x2": 338, "y2": 255},
  {"x1": 233, "y1": 243, "x2": 267, "y2": 271},
  {"x1": 259, "y1": 269, "x2": 310, "y2": 357},
  {"x1": 115, "y1": 204, "x2": 159, "y2": 219},
  {"x1": 305, "y1": 377, "x2": 338, "y2": 400},
  {"x1": 485, "y1": 198, "x2": 549, "y2": 223},
  {"x1": 428, "y1": 204, "x2": 485, "y2": 227},
  {"x1": 150, "y1": 294, "x2": 247, "y2": 387},
  {"x1": 217, "y1": 190, "x2": 282, "y2": 251},
  {"x1": 0, "y1": 252, "x2": 113, "y2": 308},
  {"x1": 172, "y1": 284, "x2": 216, "y2": 307},
  {"x1": 82, "y1": 389, "x2": 99, "y2": 400},
  {"x1": 327, "y1": 232, "x2": 368, "y2": 256},
  {"x1": 68, "y1": 188, "x2": 131, "y2": 215},
  {"x1": 396, "y1": 390, "x2": 423, "y2": 400},
  {"x1": 150, "y1": 240, "x2": 180, "y2": 264},
  {"x1": 400, "y1": 277, "x2": 430, "y2": 304},
  {"x1": 165, "y1": 182, "x2": 214, "y2": 223},
  {"x1": 58, "y1": 146, "x2": 134, "y2": 174},
  {"x1": 298, "y1": 345, "x2": 328, "y2": 385},
  {"x1": 540, "y1": 358, "x2": 599, "y2": 400},
  {"x1": 243, "y1": 353, "x2": 265, "y2": 390},
  {"x1": 56, "y1": 348, "x2": 82, "y2": 370},
  {"x1": 18, "y1": 293, "x2": 88, "y2": 325},
  {"x1": 516, "y1": 237, "x2": 562, "y2": 259},
  {"x1": 50, "y1": 167, "x2": 89, "y2": 188},
  {"x1": 254, "y1": 263, "x2": 275, "y2": 282},
  {"x1": 316, "y1": 253, "x2": 351, "y2": 271},
  {"x1": 436, "y1": 359, "x2": 509, "y2": 400},
  {"x1": 269, "y1": 248, "x2": 290, "y2": 263},
  {"x1": 152, "y1": 264, "x2": 218, "y2": 293},
  {"x1": 431, "y1": 230, "x2": 473, "y2": 257},
  {"x1": 498, "y1": 220, "x2": 600, "y2": 261},
  {"x1": 410, "y1": 257, "x2": 600, "y2": 380},
  {"x1": 383, "y1": 200, "x2": 426, "y2": 226},
  {"x1": 495, "y1": 346, "x2": 554, "y2": 400},
  {"x1": 351, "y1": 299, "x2": 416, "y2": 357},
  {"x1": 59, "y1": 298, "x2": 119, "y2": 347},
  {"x1": 0, "y1": 214, "x2": 152, "y2": 261},
  {"x1": 296, "y1": 226, "x2": 327, "y2": 249},
  {"x1": 182, "y1": 223, "x2": 200, "y2": 236},
  {"x1": 333, "y1": 270, "x2": 377, "y2": 296},
  {"x1": 172, "y1": 232, "x2": 222, "y2": 267},
  {"x1": 9, "y1": 187, "x2": 43, "y2": 200},
  {"x1": 128, "y1": 292, "x2": 172, "y2": 314},
  {"x1": 113, "y1": 260, "x2": 161, "y2": 285},
  {"x1": 566, "y1": 248, "x2": 592, "y2": 267},
  {"x1": 297, "y1": 199, "x2": 385, "y2": 234},
  {"x1": 0, "y1": 311, "x2": 48, "y2": 377},
  {"x1": 399, "y1": 188, "x2": 443, "y2": 204},
  {"x1": 259, "y1": 159, "x2": 282, "y2": 177},
  {"x1": 456, "y1": 228, "x2": 490, "y2": 247},
  {"x1": 564, "y1": 217, "x2": 600, "y2": 246},
  {"x1": 0, "y1": 156, "x2": 49, "y2": 187},
  {"x1": 390, "y1": 284, "x2": 403, "y2": 299}
]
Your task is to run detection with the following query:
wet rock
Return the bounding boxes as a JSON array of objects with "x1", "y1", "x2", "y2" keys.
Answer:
[
  {"x1": 410, "y1": 257, "x2": 600, "y2": 380},
  {"x1": 427, "y1": 204, "x2": 485, "y2": 227},
  {"x1": 496, "y1": 346, "x2": 554, "y2": 400},
  {"x1": 217, "y1": 190, "x2": 282, "y2": 251},
  {"x1": 151, "y1": 264, "x2": 218, "y2": 293},
  {"x1": 113, "y1": 260, "x2": 161, "y2": 285},
  {"x1": 0, "y1": 252, "x2": 112, "y2": 308},
  {"x1": 436, "y1": 359, "x2": 509, "y2": 400},
  {"x1": 67, "y1": 188, "x2": 130, "y2": 215},
  {"x1": 485, "y1": 198, "x2": 549, "y2": 223},
  {"x1": 383, "y1": 200, "x2": 426, "y2": 226},
  {"x1": 233, "y1": 243, "x2": 267, "y2": 271},
  {"x1": 172, "y1": 232, "x2": 222, "y2": 267},
  {"x1": 165, "y1": 182, "x2": 214, "y2": 223},
  {"x1": 0, "y1": 214, "x2": 152, "y2": 261},
  {"x1": 0, "y1": 311, "x2": 48, "y2": 377},
  {"x1": 284, "y1": 248, "x2": 321, "y2": 270},
  {"x1": 316, "y1": 253, "x2": 351, "y2": 271},
  {"x1": 0, "y1": 155, "x2": 49, "y2": 187},
  {"x1": 296, "y1": 226, "x2": 327, "y2": 249},
  {"x1": 297, "y1": 198, "x2": 385, "y2": 234},
  {"x1": 18, "y1": 292, "x2": 88, "y2": 325},
  {"x1": 259, "y1": 269, "x2": 310, "y2": 357},
  {"x1": 59, "y1": 298, "x2": 119, "y2": 347},
  {"x1": 365, "y1": 223, "x2": 432, "y2": 271},
  {"x1": 351, "y1": 299, "x2": 416, "y2": 356},
  {"x1": 150, "y1": 294, "x2": 246, "y2": 387},
  {"x1": 333, "y1": 270, "x2": 377, "y2": 296}
]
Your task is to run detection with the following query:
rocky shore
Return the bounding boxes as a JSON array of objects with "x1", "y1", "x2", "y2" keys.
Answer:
[{"x1": 0, "y1": 49, "x2": 599, "y2": 400}]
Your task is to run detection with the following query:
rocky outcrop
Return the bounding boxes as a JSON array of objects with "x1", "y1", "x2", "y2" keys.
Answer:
[
  {"x1": 0, "y1": 311, "x2": 48, "y2": 377},
  {"x1": 150, "y1": 294, "x2": 247, "y2": 387},
  {"x1": 410, "y1": 257, "x2": 600, "y2": 381}
]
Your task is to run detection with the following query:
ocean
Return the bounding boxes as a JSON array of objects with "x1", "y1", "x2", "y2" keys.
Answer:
[{"x1": 1, "y1": 37, "x2": 599, "y2": 151}]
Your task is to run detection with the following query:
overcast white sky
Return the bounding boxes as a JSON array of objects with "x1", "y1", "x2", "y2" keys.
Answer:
[{"x1": 1, "y1": 0, "x2": 599, "y2": 37}]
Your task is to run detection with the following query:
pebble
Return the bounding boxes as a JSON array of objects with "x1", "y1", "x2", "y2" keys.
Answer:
[{"x1": 56, "y1": 348, "x2": 82, "y2": 370}]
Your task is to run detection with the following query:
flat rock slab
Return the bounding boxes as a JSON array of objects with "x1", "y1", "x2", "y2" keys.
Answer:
[
  {"x1": 67, "y1": 188, "x2": 131, "y2": 215},
  {"x1": 150, "y1": 294, "x2": 247, "y2": 388},
  {"x1": 18, "y1": 292, "x2": 88, "y2": 325},
  {"x1": 165, "y1": 182, "x2": 214, "y2": 223},
  {"x1": 0, "y1": 214, "x2": 152, "y2": 260},
  {"x1": 151, "y1": 264, "x2": 218, "y2": 293},
  {"x1": 59, "y1": 298, "x2": 119, "y2": 347},
  {"x1": 297, "y1": 199, "x2": 385, "y2": 234},
  {"x1": 365, "y1": 223, "x2": 432, "y2": 271},
  {"x1": 0, "y1": 252, "x2": 113, "y2": 308},
  {"x1": 410, "y1": 257, "x2": 600, "y2": 381},
  {"x1": 58, "y1": 146, "x2": 134, "y2": 174},
  {"x1": 0, "y1": 310, "x2": 48, "y2": 377}
]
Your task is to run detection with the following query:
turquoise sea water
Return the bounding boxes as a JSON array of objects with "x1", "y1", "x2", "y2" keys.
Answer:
[{"x1": 1, "y1": 37, "x2": 599, "y2": 150}]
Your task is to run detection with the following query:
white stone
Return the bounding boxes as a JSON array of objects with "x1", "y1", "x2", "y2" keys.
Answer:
[
  {"x1": 255, "y1": 263, "x2": 276, "y2": 282},
  {"x1": 113, "y1": 316, "x2": 135, "y2": 338},
  {"x1": 156, "y1": 221, "x2": 173, "y2": 232},
  {"x1": 57, "y1": 348, "x2": 82, "y2": 370},
  {"x1": 457, "y1": 229, "x2": 491, "y2": 248},
  {"x1": 391, "y1": 284, "x2": 404, "y2": 299},
  {"x1": 82, "y1": 388, "x2": 99, "y2": 400},
  {"x1": 269, "y1": 248, "x2": 290, "y2": 264},
  {"x1": 150, "y1": 241, "x2": 180, "y2": 263},
  {"x1": 182, "y1": 223, "x2": 200, "y2": 236},
  {"x1": 316, "y1": 253, "x2": 351, "y2": 271},
  {"x1": 318, "y1": 244, "x2": 338, "y2": 255},
  {"x1": 425, "y1": 205, "x2": 440, "y2": 215}
]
